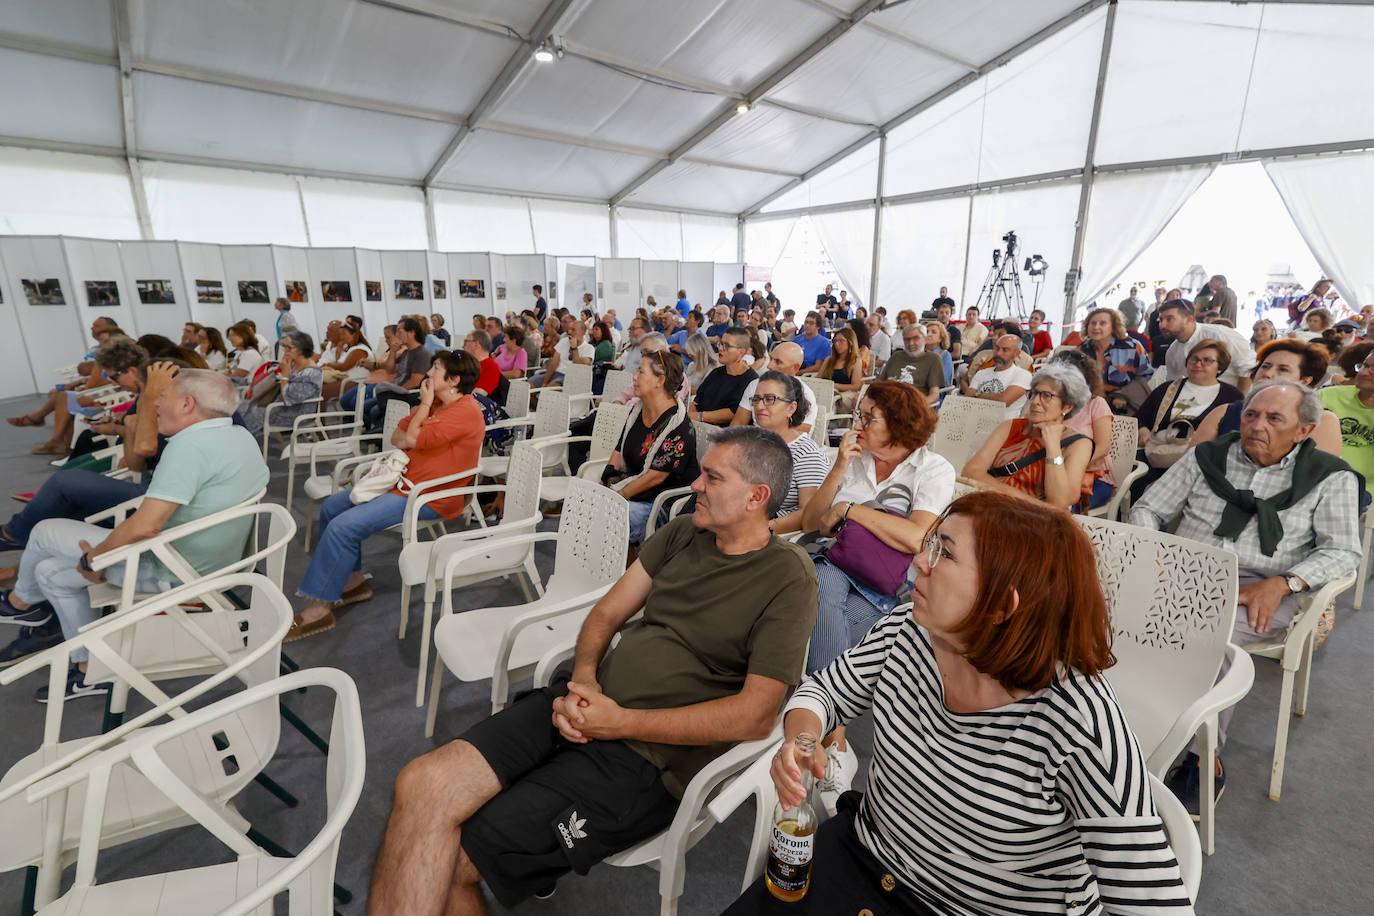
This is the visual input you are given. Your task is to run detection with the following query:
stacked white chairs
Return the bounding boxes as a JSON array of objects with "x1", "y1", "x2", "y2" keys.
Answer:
[
  {"x1": 0, "y1": 572, "x2": 295, "y2": 910},
  {"x1": 424, "y1": 477, "x2": 627, "y2": 736},
  {"x1": 11, "y1": 667, "x2": 363, "y2": 916},
  {"x1": 478, "y1": 388, "x2": 571, "y2": 479},
  {"x1": 1077, "y1": 516, "x2": 1254, "y2": 854},
  {"x1": 399, "y1": 442, "x2": 545, "y2": 705},
  {"x1": 1085, "y1": 414, "x2": 1149, "y2": 521},
  {"x1": 1243, "y1": 572, "x2": 1356, "y2": 801},
  {"x1": 929, "y1": 395, "x2": 1007, "y2": 473}
]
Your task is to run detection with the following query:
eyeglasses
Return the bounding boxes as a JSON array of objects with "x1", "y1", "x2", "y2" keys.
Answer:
[
  {"x1": 922, "y1": 530, "x2": 951, "y2": 569},
  {"x1": 1028, "y1": 389, "x2": 1060, "y2": 402},
  {"x1": 750, "y1": 394, "x2": 794, "y2": 407},
  {"x1": 851, "y1": 410, "x2": 884, "y2": 428},
  {"x1": 1187, "y1": 355, "x2": 1218, "y2": 366}
]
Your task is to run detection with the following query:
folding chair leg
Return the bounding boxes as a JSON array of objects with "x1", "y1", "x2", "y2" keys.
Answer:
[
  {"x1": 280, "y1": 701, "x2": 330, "y2": 755},
  {"x1": 1295, "y1": 637, "x2": 1315, "y2": 717},
  {"x1": 1270, "y1": 668, "x2": 1297, "y2": 801},
  {"x1": 398, "y1": 582, "x2": 411, "y2": 639},
  {"x1": 1198, "y1": 722, "x2": 1218, "y2": 856},
  {"x1": 253, "y1": 771, "x2": 300, "y2": 808},
  {"x1": 425, "y1": 660, "x2": 443, "y2": 738}
]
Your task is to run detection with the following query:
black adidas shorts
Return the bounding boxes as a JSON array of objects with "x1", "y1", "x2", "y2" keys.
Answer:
[{"x1": 459, "y1": 674, "x2": 678, "y2": 907}]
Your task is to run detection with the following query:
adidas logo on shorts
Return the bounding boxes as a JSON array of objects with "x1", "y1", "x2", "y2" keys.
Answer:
[{"x1": 557, "y1": 810, "x2": 588, "y2": 849}]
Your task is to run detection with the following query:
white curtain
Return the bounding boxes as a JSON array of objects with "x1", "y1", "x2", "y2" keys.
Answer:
[
  {"x1": 811, "y1": 208, "x2": 875, "y2": 308},
  {"x1": 615, "y1": 208, "x2": 682, "y2": 260},
  {"x1": 1265, "y1": 153, "x2": 1374, "y2": 308},
  {"x1": 680, "y1": 213, "x2": 738, "y2": 262},
  {"x1": 743, "y1": 217, "x2": 798, "y2": 271},
  {"x1": 299, "y1": 177, "x2": 427, "y2": 249},
  {"x1": 432, "y1": 189, "x2": 534, "y2": 253},
  {"x1": 877, "y1": 196, "x2": 971, "y2": 314},
  {"x1": 529, "y1": 199, "x2": 610, "y2": 257},
  {"x1": 143, "y1": 161, "x2": 307, "y2": 245},
  {"x1": 1075, "y1": 164, "x2": 1215, "y2": 314}
]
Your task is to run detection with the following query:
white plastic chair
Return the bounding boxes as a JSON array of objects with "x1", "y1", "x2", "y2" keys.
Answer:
[
  {"x1": 929, "y1": 395, "x2": 1007, "y2": 472},
  {"x1": 1244, "y1": 572, "x2": 1356, "y2": 801},
  {"x1": 641, "y1": 421, "x2": 715, "y2": 539},
  {"x1": 399, "y1": 442, "x2": 545, "y2": 705},
  {"x1": 1150, "y1": 772, "x2": 1203, "y2": 902},
  {"x1": 18, "y1": 667, "x2": 363, "y2": 916},
  {"x1": 1354, "y1": 509, "x2": 1372, "y2": 611},
  {"x1": 539, "y1": 401, "x2": 630, "y2": 504},
  {"x1": 1086, "y1": 414, "x2": 1148, "y2": 521},
  {"x1": 424, "y1": 478, "x2": 628, "y2": 735},
  {"x1": 299, "y1": 398, "x2": 413, "y2": 546},
  {"x1": 260, "y1": 394, "x2": 323, "y2": 457},
  {"x1": 1077, "y1": 516, "x2": 1254, "y2": 854},
  {"x1": 600, "y1": 367, "x2": 632, "y2": 405},
  {"x1": 560, "y1": 363, "x2": 596, "y2": 416},
  {"x1": 0, "y1": 572, "x2": 295, "y2": 910},
  {"x1": 797, "y1": 376, "x2": 834, "y2": 416},
  {"x1": 280, "y1": 393, "x2": 369, "y2": 512},
  {"x1": 504, "y1": 376, "x2": 530, "y2": 420},
  {"x1": 479, "y1": 388, "x2": 571, "y2": 478}
]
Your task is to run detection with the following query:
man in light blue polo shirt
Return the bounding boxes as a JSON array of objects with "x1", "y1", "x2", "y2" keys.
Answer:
[
  {"x1": 0, "y1": 367, "x2": 269, "y2": 700},
  {"x1": 797, "y1": 311, "x2": 831, "y2": 372}
]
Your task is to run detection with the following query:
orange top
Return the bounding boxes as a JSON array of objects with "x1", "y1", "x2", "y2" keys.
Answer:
[{"x1": 394, "y1": 396, "x2": 484, "y2": 519}]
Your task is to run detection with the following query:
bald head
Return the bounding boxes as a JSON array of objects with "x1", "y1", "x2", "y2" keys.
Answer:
[
  {"x1": 993, "y1": 334, "x2": 1021, "y2": 368},
  {"x1": 769, "y1": 342, "x2": 804, "y2": 375}
]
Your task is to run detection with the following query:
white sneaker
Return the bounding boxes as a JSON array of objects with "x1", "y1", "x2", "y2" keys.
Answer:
[{"x1": 817, "y1": 742, "x2": 859, "y2": 817}]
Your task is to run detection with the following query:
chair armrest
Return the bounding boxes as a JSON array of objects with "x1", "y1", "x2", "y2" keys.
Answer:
[
  {"x1": 421, "y1": 512, "x2": 543, "y2": 581},
  {"x1": 83, "y1": 493, "x2": 145, "y2": 525},
  {"x1": 706, "y1": 732, "x2": 786, "y2": 823},
  {"x1": 1274, "y1": 573, "x2": 1357, "y2": 660},
  {"x1": 331, "y1": 444, "x2": 390, "y2": 487},
  {"x1": 485, "y1": 416, "x2": 538, "y2": 432},
  {"x1": 647, "y1": 485, "x2": 695, "y2": 536},
  {"x1": 439, "y1": 531, "x2": 562, "y2": 596},
  {"x1": 1145, "y1": 644, "x2": 1255, "y2": 775}
]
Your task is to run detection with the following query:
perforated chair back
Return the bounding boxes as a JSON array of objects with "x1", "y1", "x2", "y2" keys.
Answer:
[
  {"x1": 561, "y1": 363, "x2": 593, "y2": 400},
  {"x1": 531, "y1": 388, "x2": 571, "y2": 441},
  {"x1": 502, "y1": 441, "x2": 543, "y2": 526},
  {"x1": 799, "y1": 375, "x2": 834, "y2": 411},
  {"x1": 929, "y1": 395, "x2": 1007, "y2": 471},
  {"x1": 1105, "y1": 414, "x2": 1139, "y2": 488},
  {"x1": 552, "y1": 478, "x2": 629, "y2": 588},
  {"x1": 505, "y1": 377, "x2": 530, "y2": 419},
  {"x1": 587, "y1": 402, "x2": 631, "y2": 469},
  {"x1": 381, "y1": 397, "x2": 412, "y2": 442},
  {"x1": 692, "y1": 421, "x2": 716, "y2": 462},
  {"x1": 601, "y1": 368, "x2": 632, "y2": 402}
]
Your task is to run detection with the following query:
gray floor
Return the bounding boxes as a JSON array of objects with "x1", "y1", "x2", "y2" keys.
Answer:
[{"x1": 0, "y1": 392, "x2": 1370, "y2": 915}]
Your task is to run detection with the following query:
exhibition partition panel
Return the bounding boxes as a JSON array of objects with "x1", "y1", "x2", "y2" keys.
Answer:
[
  {"x1": 557, "y1": 257, "x2": 596, "y2": 313},
  {"x1": 680, "y1": 261, "x2": 714, "y2": 310},
  {"x1": 544, "y1": 255, "x2": 559, "y2": 309},
  {"x1": 220, "y1": 245, "x2": 282, "y2": 343},
  {"x1": 426, "y1": 251, "x2": 453, "y2": 332},
  {"x1": 271, "y1": 246, "x2": 321, "y2": 341},
  {"x1": 0, "y1": 236, "x2": 87, "y2": 388},
  {"x1": 62, "y1": 237, "x2": 140, "y2": 339},
  {"x1": 447, "y1": 252, "x2": 493, "y2": 331},
  {"x1": 117, "y1": 241, "x2": 192, "y2": 339},
  {"x1": 0, "y1": 249, "x2": 39, "y2": 397},
  {"x1": 175, "y1": 241, "x2": 231, "y2": 329},
  {"x1": 641, "y1": 260, "x2": 681, "y2": 307},
  {"x1": 504, "y1": 255, "x2": 548, "y2": 314},
  {"x1": 713, "y1": 263, "x2": 745, "y2": 303},
  {"x1": 597, "y1": 258, "x2": 642, "y2": 316},
  {"x1": 353, "y1": 248, "x2": 388, "y2": 342},
  {"x1": 306, "y1": 247, "x2": 364, "y2": 334},
  {"x1": 379, "y1": 250, "x2": 431, "y2": 324}
]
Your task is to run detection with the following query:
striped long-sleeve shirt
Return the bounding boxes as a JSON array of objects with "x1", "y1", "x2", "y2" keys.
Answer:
[{"x1": 788, "y1": 612, "x2": 1192, "y2": 915}]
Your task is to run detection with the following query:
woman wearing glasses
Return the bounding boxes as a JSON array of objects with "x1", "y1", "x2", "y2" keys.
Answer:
[
  {"x1": 798, "y1": 380, "x2": 953, "y2": 811},
  {"x1": 726, "y1": 492, "x2": 1188, "y2": 915},
  {"x1": 749, "y1": 371, "x2": 829, "y2": 535},
  {"x1": 601, "y1": 350, "x2": 699, "y2": 545},
  {"x1": 960, "y1": 362, "x2": 1097, "y2": 511}
]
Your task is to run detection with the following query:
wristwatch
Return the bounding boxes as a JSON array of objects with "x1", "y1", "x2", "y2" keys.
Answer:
[
  {"x1": 1047, "y1": 455, "x2": 1065, "y2": 466},
  {"x1": 1284, "y1": 574, "x2": 1306, "y2": 594}
]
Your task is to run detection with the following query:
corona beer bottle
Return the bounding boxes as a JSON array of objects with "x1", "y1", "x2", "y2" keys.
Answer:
[{"x1": 766, "y1": 733, "x2": 819, "y2": 902}]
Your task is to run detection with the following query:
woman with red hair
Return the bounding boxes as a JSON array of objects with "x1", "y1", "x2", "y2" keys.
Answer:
[
  {"x1": 798, "y1": 380, "x2": 954, "y2": 810},
  {"x1": 727, "y1": 491, "x2": 1188, "y2": 915}
]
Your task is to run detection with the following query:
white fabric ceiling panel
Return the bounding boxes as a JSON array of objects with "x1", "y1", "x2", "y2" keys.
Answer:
[
  {"x1": 529, "y1": 199, "x2": 611, "y2": 257},
  {"x1": 0, "y1": 50, "x2": 123, "y2": 149},
  {"x1": 431, "y1": 189, "x2": 534, "y2": 254},
  {"x1": 0, "y1": 147, "x2": 140, "y2": 239},
  {"x1": 961, "y1": 182, "x2": 1079, "y2": 312},
  {"x1": 436, "y1": 130, "x2": 657, "y2": 200},
  {"x1": 489, "y1": 56, "x2": 723, "y2": 154},
  {"x1": 626, "y1": 162, "x2": 791, "y2": 215},
  {"x1": 422, "y1": 0, "x2": 552, "y2": 35},
  {"x1": 691, "y1": 106, "x2": 870, "y2": 176},
  {"x1": 681, "y1": 213, "x2": 739, "y2": 263},
  {"x1": 299, "y1": 177, "x2": 428, "y2": 249},
  {"x1": 1095, "y1": 1, "x2": 1262, "y2": 165},
  {"x1": 1239, "y1": 5, "x2": 1374, "y2": 152},
  {"x1": 882, "y1": 80, "x2": 984, "y2": 197},
  {"x1": 763, "y1": 139, "x2": 880, "y2": 213},
  {"x1": 134, "y1": 73, "x2": 456, "y2": 181},
  {"x1": 562, "y1": 0, "x2": 840, "y2": 94},
  {"x1": 868, "y1": 0, "x2": 1086, "y2": 69},
  {"x1": 766, "y1": 26, "x2": 966, "y2": 126},
  {"x1": 878, "y1": 196, "x2": 971, "y2": 313},
  {"x1": 134, "y1": 0, "x2": 517, "y2": 116},
  {"x1": 143, "y1": 161, "x2": 308, "y2": 245},
  {"x1": 0, "y1": 0, "x2": 116, "y2": 52},
  {"x1": 975, "y1": 8, "x2": 1103, "y2": 182}
]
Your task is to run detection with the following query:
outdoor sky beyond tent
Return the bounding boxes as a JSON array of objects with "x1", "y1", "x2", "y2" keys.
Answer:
[{"x1": 0, "y1": 0, "x2": 1372, "y2": 327}]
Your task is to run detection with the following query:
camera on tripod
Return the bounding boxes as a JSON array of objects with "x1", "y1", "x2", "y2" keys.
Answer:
[
  {"x1": 975, "y1": 228, "x2": 1047, "y2": 321},
  {"x1": 1001, "y1": 230, "x2": 1017, "y2": 256}
]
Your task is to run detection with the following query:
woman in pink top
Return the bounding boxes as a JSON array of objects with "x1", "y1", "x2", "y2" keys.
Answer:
[
  {"x1": 1048, "y1": 349, "x2": 1116, "y2": 508},
  {"x1": 493, "y1": 324, "x2": 529, "y2": 379}
]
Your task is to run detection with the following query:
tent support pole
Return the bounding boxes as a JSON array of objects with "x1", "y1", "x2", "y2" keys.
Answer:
[
  {"x1": 609, "y1": 206, "x2": 619, "y2": 258},
  {"x1": 869, "y1": 133, "x2": 887, "y2": 312},
  {"x1": 1065, "y1": 0, "x2": 1118, "y2": 332}
]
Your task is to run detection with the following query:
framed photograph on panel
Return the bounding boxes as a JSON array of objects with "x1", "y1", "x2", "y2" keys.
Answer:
[
  {"x1": 458, "y1": 279, "x2": 485, "y2": 299},
  {"x1": 395, "y1": 280, "x2": 424, "y2": 300},
  {"x1": 84, "y1": 281, "x2": 120, "y2": 306},
  {"x1": 494, "y1": 281, "x2": 506, "y2": 301},
  {"x1": 321, "y1": 281, "x2": 352, "y2": 302},
  {"x1": 433, "y1": 280, "x2": 447, "y2": 299},
  {"x1": 365, "y1": 281, "x2": 381, "y2": 301},
  {"x1": 285, "y1": 280, "x2": 308, "y2": 303},
  {"x1": 196, "y1": 280, "x2": 224, "y2": 304},
  {"x1": 238, "y1": 280, "x2": 270, "y2": 303},
  {"x1": 22, "y1": 279, "x2": 65, "y2": 305},
  {"x1": 136, "y1": 279, "x2": 175, "y2": 304},
  {"x1": 549, "y1": 281, "x2": 558, "y2": 301}
]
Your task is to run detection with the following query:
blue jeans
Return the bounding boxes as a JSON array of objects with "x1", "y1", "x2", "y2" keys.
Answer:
[
  {"x1": 13, "y1": 518, "x2": 165, "y2": 662},
  {"x1": 806, "y1": 558, "x2": 884, "y2": 673},
  {"x1": 6, "y1": 470, "x2": 147, "y2": 544},
  {"x1": 298, "y1": 490, "x2": 440, "y2": 603},
  {"x1": 626, "y1": 499, "x2": 668, "y2": 545}
]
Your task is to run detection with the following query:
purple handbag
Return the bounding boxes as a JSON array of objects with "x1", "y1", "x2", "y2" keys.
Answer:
[{"x1": 825, "y1": 508, "x2": 915, "y2": 596}]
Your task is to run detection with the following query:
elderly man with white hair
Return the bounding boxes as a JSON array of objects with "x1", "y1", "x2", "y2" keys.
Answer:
[
  {"x1": 729, "y1": 341, "x2": 818, "y2": 432},
  {"x1": 0, "y1": 367, "x2": 270, "y2": 699},
  {"x1": 1131, "y1": 379, "x2": 1361, "y2": 816}
]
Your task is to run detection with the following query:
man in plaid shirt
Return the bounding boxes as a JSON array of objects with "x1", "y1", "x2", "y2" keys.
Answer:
[{"x1": 1131, "y1": 379, "x2": 1361, "y2": 814}]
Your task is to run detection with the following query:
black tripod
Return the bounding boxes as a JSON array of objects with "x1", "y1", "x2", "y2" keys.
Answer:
[{"x1": 973, "y1": 230, "x2": 1028, "y2": 324}]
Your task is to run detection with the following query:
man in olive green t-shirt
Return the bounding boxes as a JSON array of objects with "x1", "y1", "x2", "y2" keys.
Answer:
[
  {"x1": 370, "y1": 427, "x2": 819, "y2": 913},
  {"x1": 880, "y1": 325, "x2": 946, "y2": 403}
]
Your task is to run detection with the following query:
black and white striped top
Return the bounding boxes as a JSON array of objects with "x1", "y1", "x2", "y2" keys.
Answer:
[{"x1": 788, "y1": 611, "x2": 1192, "y2": 915}]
